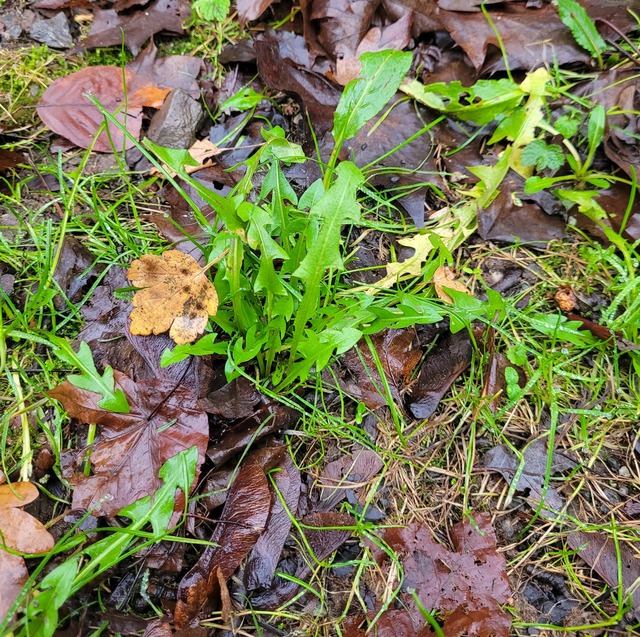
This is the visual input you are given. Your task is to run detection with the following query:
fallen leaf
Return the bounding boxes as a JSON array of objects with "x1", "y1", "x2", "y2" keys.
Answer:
[
  {"x1": 175, "y1": 463, "x2": 272, "y2": 628},
  {"x1": 37, "y1": 66, "x2": 169, "y2": 152},
  {"x1": 250, "y1": 511, "x2": 354, "y2": 609},
  {"x1": 128, "y1": 250, "x2": 219, "y2": 345},
  {"x1": 74, "y1": 0, "x2": 190, "y2": 55},
  {"x1": 484, "y1": 439, "x2": 577, "y2": 519},
  {"x1": 0, "y1": 551, "x2": 28, "y2": 623},
  {"x1": 408, "y1": 330, "x2": 472, "y2": 420},
  {"x1": 126, "y1": 39, "x2": 203, "y2": 100},
  {"x1": 567, "y1": 312, "x2": 640, "y2": 352},
  {"x1": 567, "y1": 530, "x2": 640, "y2": 621},
  {"x1": 237, "y1": 0, "x2": 275, "y2": 21},
  {"x1": 244, "y1": 450, "x2": 302, "y2": 590},
  {"x1": 0, "y1": 482, "x2": 55, "y2": 622},
  {"x1": 432, "y1": 265, "x2": 470, "y2": 304},
  {"x1": 317, "y1": 448, "x2": 384, "y2": 511},
  {"x1": 554, "y1": 287, "x2": 578, "y2": 313},
  {"x1": 0, "y1": 482, "x2": 55, "y2": 554},
  {"x1": 339, "y1": 329, "x2": 422, "y2": 410},
  {"x1": 439, "y1": 2, "x2": 590, "y2": 72},
  {"x1": 50, "y1": 371, "x2": 208, "y2": 515},
  {"x1": 255, "y1": 31, "x2": 341, "y2": 135},
  {"x1": 356, "y1": 513, "x2": 511, "y2": 637},
  {"x1": 74, "y1": 267, "x2": 203, "y2": 384},
  {"x1": 0, "y1": 149, "x2": 25, "y2": 171}
]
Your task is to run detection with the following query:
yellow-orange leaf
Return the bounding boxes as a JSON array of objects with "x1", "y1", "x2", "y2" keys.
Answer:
[
  {"x1": 127, "y1": 250, "x2": 219, "y2": 345},
  {"x1": 433, "y1": 265, "x2": 471, "y2": 304}
]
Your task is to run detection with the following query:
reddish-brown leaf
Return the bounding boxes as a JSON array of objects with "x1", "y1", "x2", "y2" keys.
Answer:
[
  {"x1": 0, "y1": 551, "x2": 28, "y2": 623},
  {"x1": 36, "y1": 67, "x2": 167, "y2": 152},
  {"x1": 360, "y1": 513, "x2": 511, "y2": 637},
  {"x1": 50, "y1": 371, "x2": 208, "y2": 515},
  {"x1": 175, "y1": 463, "x2": 272, "y2": 628},
  {"x1": 0, "y1": 483, "x2": 55, "y2": 554},
  {"x1": 75, "y1": 0, "x2": 190, "y2": 55},
  {"x1": 340, "y1": 329, "x2": 421, "y2": 410}
]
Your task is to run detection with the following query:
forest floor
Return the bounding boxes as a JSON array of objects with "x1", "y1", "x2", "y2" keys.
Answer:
[{"x1": 0, "y1": 1, "x2": 639, "y2": 636}]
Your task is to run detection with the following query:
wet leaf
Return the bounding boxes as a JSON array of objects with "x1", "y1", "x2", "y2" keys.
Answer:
[
  {"x1": 75, "y1": 0, "x2": 190, "y2": 55},
  {"x1": 50, "y1": 371, "x2": 208, "y2": 516},
  {"x1": 175, "y1": 463, "x2": 271, "y2": 628},
  {"x1": 361, "y1": 513, "x2": 511, "y2": 637},
  {"x1": 0, "y1": 551, "x2": 28, "y2": 624},
  {"x1": 317, "y1": 448, "x2": 383, "y2": 511},
  {"x1": 408, "y1": 330, "x2": 472, "y2": 420},
  {"x1": 0, "y1": 482, "x2": 55, "y2": 554},
  {"x1": 37, "y1": 66, "x2": 169, "y2": 152},
  {"x1": 128, "y1": 250, "x2": 219, "y2": 345},
  {"x1": 0, "y1": 483, "x2": 55, "y2": 622},
  {"x1": 340, "y1": 330, "x2": 422, "y2": 410},
  {"x1": 244, "y1": 451, "x2": 302, "y2": 590},
  {"x1": 567, "y1": 531, "x2": 640, "y2": 621},
  {"x1": 250, "y1": 511, "x2": 354, "y2": 609},
  {"x1": 484, "y1": 439, "x2": 577, "y2": 519}
]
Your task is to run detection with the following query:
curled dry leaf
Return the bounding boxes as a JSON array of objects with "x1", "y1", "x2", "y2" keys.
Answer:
[
  {"x1": 0, "y1": 482, "x2": 55, "y2": 622},
  {"x1": 128, "y1": 250, "x2": 219, "y2": 345},
  {"x1": 432, "y1": 265, "x2": 471, "y2": 304}
]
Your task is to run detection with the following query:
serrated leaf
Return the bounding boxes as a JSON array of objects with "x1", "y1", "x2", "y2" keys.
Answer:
[
  {"x1": 556, "y1": 0, "x2": 606, "y2": 59},
  {"x1": 294, "y1": 162, "x2": 364, "y2": 282}
]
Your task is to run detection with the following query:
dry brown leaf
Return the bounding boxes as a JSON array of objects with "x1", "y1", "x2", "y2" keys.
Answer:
[
  {"x1": 128, "y1": 250, "x2": 219, "y2": 345},
  {"x1": 432, "y1": 265, "x2": 470, "y2": 304},
  {"x1": 0, "y1": 482, "x2": 55, "y2": 621}
]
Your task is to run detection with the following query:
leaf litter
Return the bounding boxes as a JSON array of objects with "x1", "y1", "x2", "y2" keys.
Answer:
[{"x1": 4, "y1": 0, "x2": 640, "y2": 634}]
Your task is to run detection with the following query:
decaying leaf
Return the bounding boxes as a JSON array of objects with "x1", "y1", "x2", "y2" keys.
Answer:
[
  {"x1": 50, "y1": 371, "x2": 208, "y2": 516},
  {"x1": 128, "y1": 250, "x2": 219, "y2": 345},
  {"x1": 568, "y1": 530, "x2": 640, "y2": 621},
  {"x1": 0, "y1": 482, "x2": 55, "y2": 622},
  {"x1": 351, "y1": 513, "x2": 512, "y2": 637},
  {"x1": 175, "y1": 462, "x2": 272, "y2": 628},
  {"x1": 484, "y1": 439, "x2": 577, "y2": 519},
  {"x1": 432, "y1": 265, "x2": 471, "y2": 304},
  {"x1": 340, "y1": 329, "x2": 422, "y2": 410}
]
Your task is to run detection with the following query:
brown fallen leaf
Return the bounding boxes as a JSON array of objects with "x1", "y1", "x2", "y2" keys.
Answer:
[
  {"x1": 339, "y1": 329, "x2": 422, "y2": 410},
  {"x1": 128, "y1": 250, "x2": 220, "y2": 345},
  {"x1": 0, "y1": 482, "x2": 55, "y2": 622},
  {"x1": 175, "y1": 463, "x2": 272, "y2": 628},
  {"x1": 50, "y1": 371, "x2": 208, "y2": 516},
  {"x1": 568, "y1": 531, "x2": 640, "y2": 621},
  {"x1": 432, "y1": 264, "x2": 471, "y2": 304},
  {"x1": 348, "y1": 513, "x2": 511, "y2": 637}
]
